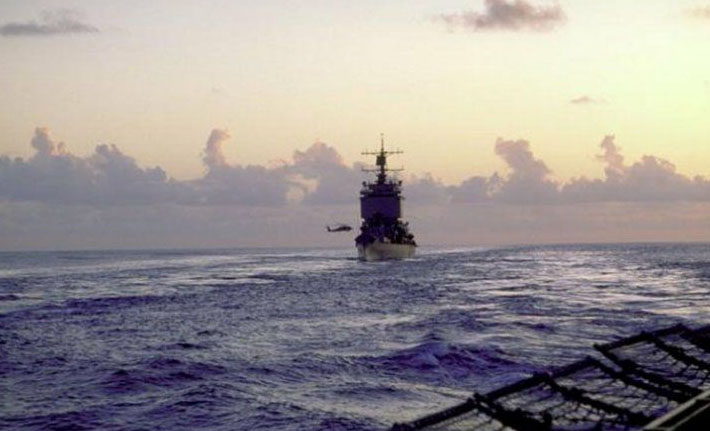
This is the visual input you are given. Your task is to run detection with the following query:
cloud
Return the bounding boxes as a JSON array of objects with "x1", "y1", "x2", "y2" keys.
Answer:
[
  {"x1": 289, "y1": 142, "x2": 363, "y2": 204},
  {"x1": 188, "y1": 129, "x2": 292, "y2": 206},
  {"x1": 0, "y1": 203, "x2": 360, "y2": 250},
  {"x1": 5, "y1": 128, "x2": 710, "y2": 249},
  {"x1": 0, "y1": 128, "x2": 292, "y2": 206},
  {"x1": 0, "y1": 9, "x2": 98, "y2": 37},
  {"x1": 3, "y1": 127, "x2": 710, "y2": 211},
  {"x1": 446, "y1": 135, "x2": 710, "y2": 204},
  {"x1": 409, "y1": 201, "x2": 710, "y2": 247},
  {"x1": 597, "y1": 135, "x2": 625, "y2": 181},
  {"x1": 570, "y1": 95, "x2": 605, "y2": 105},
  {"x1": 292, "y1": 142, "x2": 345, "y2": 171},
  {"x1": 561, "y1": 136, "x2": 710, "y2": 203},
  {"x1": 202, "y1": 129, "x2": 230, "y2": 170},
  {"x1": 450, "y1": 175, "x2": 495, "y2": 203},
  {"x1": 435, "y1": 0, "x2": 565, "y2": 32},
  {"x1": 405, "y1": 173, "x2": 450, "y2": 204},
  {"x1": 0, "y1": 128, "x2": 175, "y2": 205},
  {"x1": 31, "y1": 127, "x2": 68, "y2": 156},
  {"x1": 689, "y1": 6, "x2": 710, "y2": 19},
  {"x1": 491, "y1": 138, "x2": 559, "y2": 203}
]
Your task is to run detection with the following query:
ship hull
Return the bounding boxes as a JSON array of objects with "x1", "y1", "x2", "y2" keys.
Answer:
[{"x1": 357, "y1": 241, "x2": 416, "y2": 261}]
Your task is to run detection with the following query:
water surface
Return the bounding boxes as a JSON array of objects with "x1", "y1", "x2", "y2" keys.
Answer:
[{"x1": 1, "y1": 244, "x2": 709, "y2": 430}]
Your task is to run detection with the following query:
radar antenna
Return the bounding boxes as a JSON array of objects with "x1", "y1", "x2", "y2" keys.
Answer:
[{"x1": 362, "y1": 134, "x2": 403, "y2": 183}]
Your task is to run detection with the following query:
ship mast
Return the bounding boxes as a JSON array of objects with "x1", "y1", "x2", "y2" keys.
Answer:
[{"x1": 362, "y1": 133, "x2": 403, "y2": 184}]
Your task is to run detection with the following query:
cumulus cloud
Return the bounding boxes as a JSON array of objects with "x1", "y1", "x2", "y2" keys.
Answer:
[
  {"x1": 3, "y1": 127, "x2": 710, "y2": 210},
  {"x1": 293, "y1": 142, "x2": 345, "y2": 170},
  {"x1": 31, "y1": 127, "x2": 68, "y2": 156},
  {"x1": 560, "y1": 136, "x2": 710, "y2": 202},
  {"x1": 450, "y1": 175, "x2": 495, "y2": 203},
  {"x1": 202, "y1": 129, "x2": 230, "y2": 170},
  {"x1": 405, "y1": 173, "x2": 450, "y2": 204},
  {"x1": 188, "y1": 129, "x2": 292, "y2": 206},
  {"x1": 444, "y1": 135, "x2": 710, "y2": 204},
  {"x1": 0, "y1": 128, "x2": 173, "y2": 205},
  {"x1": 289, "y1": 142, "x2": 363, "y2": 204},
  {"x1": 0, "y1": 128, "x2": 292, "y2": 206},
  {"x1": 5, "y1": 128, "x2": 710, "y2": 249},
  {"x1": 597, "y1": 135, "x2": 625, "y2": 181},
  {"x1": 435, "y1": 0, "x2": 565, "y2": 32},
  {"x1": 0, "y1": 9, "x2": 98, "y2": 37},
  {"x1": 491, "y1": 138, "x2": 559, "y2": 203}
]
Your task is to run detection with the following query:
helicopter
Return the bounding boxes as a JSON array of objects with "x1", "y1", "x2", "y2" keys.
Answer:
[{"x1": 326, "y1": 224, "x2": 352, "y2": 232}]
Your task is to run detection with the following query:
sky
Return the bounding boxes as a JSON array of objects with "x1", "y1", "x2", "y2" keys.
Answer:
[{"x1": 1, "y1": 0, "x2": 709, "y2": 250}]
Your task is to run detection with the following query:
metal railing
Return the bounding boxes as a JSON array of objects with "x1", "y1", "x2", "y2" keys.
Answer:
[{"x1": 390, "y1": 324, "x2": 710, "y2": 431}]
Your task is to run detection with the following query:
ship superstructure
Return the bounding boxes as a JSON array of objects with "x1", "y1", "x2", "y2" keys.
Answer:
[{"x1": 355, "y1": 135, "x2": 416, "y2": 260}]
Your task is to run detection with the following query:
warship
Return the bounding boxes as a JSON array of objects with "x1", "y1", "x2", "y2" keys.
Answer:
[{"x1": 355, "y1": 135, "x2": 417, "y2": 261}]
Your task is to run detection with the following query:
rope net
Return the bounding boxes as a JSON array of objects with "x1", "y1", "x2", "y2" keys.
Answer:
[{"x1": 390, "y1": 324, "x2": 710, "y2": 431}]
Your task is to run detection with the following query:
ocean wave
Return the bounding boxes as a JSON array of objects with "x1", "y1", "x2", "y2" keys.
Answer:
[
  {"x1": 3, "y1": 244, "x2": 710, "y2": 430},
  {"x1": 1, "y1": 409, "x2": 106, "y2": 431},
  {"x1": 101, "y1": 357, "x2": 228, "y2": 395},
  {"x1": 368, "y1": 338, "x2": 523, "y2": 381}
]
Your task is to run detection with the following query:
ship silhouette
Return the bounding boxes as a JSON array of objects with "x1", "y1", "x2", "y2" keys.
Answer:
[{"x1": 355, "y1": 135, "x2": 416, "y2": 261}]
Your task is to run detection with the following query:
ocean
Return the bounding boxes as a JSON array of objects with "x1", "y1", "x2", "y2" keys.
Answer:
[{"x1": 1, "y1": 244, "x2": 709, "y2": 430}]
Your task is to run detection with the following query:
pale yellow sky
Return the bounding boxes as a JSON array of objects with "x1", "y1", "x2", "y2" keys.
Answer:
[{"x1": 1, "y1": 0, "x2": 709, "y2": 185}]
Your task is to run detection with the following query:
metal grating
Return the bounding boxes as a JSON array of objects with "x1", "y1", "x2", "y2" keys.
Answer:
[{"x1": 390, "y1": 324, "x2": 710, "y2": 431}]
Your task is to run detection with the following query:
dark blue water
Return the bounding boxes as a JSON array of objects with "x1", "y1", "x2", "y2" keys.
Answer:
[{"x1": 1, "y1": 244, "x2": 709, "y2": 430}]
